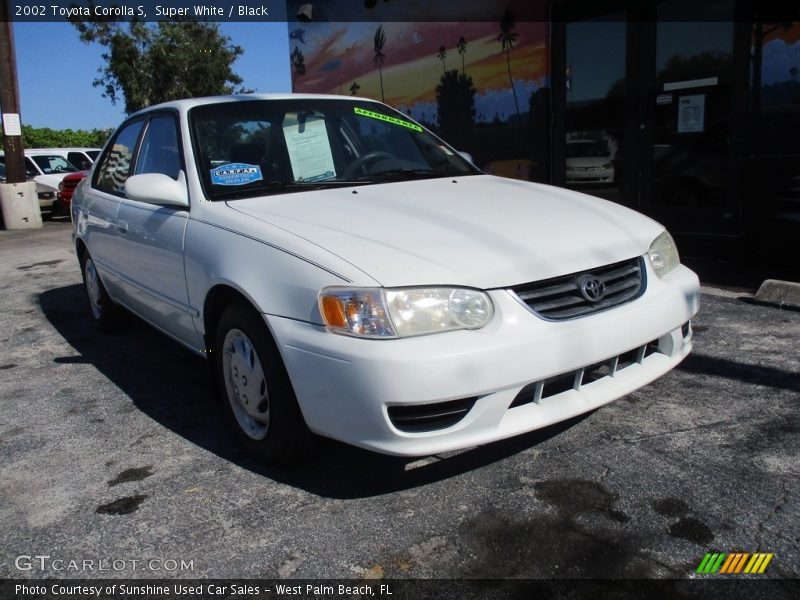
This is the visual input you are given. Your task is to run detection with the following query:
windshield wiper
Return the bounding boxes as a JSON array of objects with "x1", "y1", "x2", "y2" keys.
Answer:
[
  {"x1": 351, "y1": 168, "x2": 437, "y2": 182},
  {"x1": 212, "y1": 179, "x2": 366, "y2": 200}
]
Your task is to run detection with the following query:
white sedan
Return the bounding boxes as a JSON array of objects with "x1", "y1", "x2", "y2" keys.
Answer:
[{"x1": 72, "y1": 94, "x2": 699, "y2": 462}]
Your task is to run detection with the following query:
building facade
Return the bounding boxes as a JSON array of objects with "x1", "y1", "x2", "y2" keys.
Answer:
[{"x1": 286, "y1": 1, "x2": 799, "y2": 249}]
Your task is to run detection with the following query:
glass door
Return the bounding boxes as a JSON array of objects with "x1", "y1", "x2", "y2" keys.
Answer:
[
  {"x1": 644, "y1": 0, "x2": 738, "y2": 233},
  {"x1": 552, "y1": 0, "x2": 741, "y2": 234},
  {"x1": 552, "y1": 5, "x2": 634, "y2": 205}
]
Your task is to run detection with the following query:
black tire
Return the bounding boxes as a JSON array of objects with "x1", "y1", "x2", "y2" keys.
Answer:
[
  {"x1": 215, "y1": 302, "x2": 314, "y2": 463},
  {"x1": 80, "y1": 251, "x2": 122, "y2": 332}
]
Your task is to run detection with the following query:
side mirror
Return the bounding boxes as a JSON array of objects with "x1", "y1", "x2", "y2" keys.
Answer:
[
  {"x1": 458, "y1": 151, "x2": 474, "y2": 165},
  {"x1": 125, "y1": 172, "x2": 189, "y2": 207}
]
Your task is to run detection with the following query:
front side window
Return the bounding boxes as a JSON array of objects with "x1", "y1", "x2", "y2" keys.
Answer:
[
  {"x1": 0, "y1": 157, "x2": 38, "y2": 179},
  {"x1": 135, "y1": 115, "x2": 181, "y2": 180},
  {"x1": 67, "y1": 152, "x2": 92, "y2": 170},
  {"x1": 190, "y1": 99, "x2": 478, "y2": 200},
  {"x1": 95, "y1": 120, "x2": 145, "y2": 195}
]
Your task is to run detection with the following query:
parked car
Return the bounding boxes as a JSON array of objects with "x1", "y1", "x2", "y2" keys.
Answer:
[
  {"x1": 72, "y1": 94, "x2": 699, "y2": 462},
  {"x1": 27, "y1": 148, "x2": 102, "y2": 171},
  {"x1": 566, "y1": 139, "x2": 615, "y2": 185},
  {"x1": 57, "y1": 170, "x2": 89, "y2": 212},
  {"x1": 0, "y1": 151, "x2": 79, "y2": 217}
]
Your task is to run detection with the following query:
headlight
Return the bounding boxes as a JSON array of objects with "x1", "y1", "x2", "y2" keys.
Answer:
[
  {"x1": 319, "y1": 287, "x2": 494, "y2": 338},
  {"x1": 647, "y1": 231, "x2": 680, "y2": 278}
]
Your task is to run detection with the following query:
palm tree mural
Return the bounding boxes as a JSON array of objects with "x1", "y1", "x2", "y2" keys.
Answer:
[
  {"x1": 350, "y1": 81, "x2": 360, "y2": 96},
  {"x1": 290, "y1": 47, "x2": 306, "y2": 77},
  {"x1": 457, "y1": 36, "x2": 467, "y2": 74},
  {"x1": 373, "y1": 26, "x2": 387, "y2": 102},
  {"x1": 497, "y1": 9, "x2": 520, "y2": 120},
  {"x1": 437, "y1": 46, "x2": 447, "y2": 73}
]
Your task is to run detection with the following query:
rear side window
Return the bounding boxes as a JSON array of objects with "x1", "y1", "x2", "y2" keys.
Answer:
[{"x1": 95, "y1": 120, "x2": 145, "y2": 195}]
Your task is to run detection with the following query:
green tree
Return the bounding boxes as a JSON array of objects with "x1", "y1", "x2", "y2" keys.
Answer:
[
  {"x1": 373, "y1": 26, "x2": 387, "y2": 102},
  {"x1": 498, "y1": 9, "x2": 520, "y2": 121},
  {"x1": 291, "y1": 47, "x2": 306, "y2": 77},
  {"x1": 435, "y1": 70, "x2": 476, "y2": 150},
  {"x1": 72, "y1": 16, "x2": 246, "y2": 114},
  {"x1": 457, "y1": 36, "x2": 467, "y2": 74},
  {"x1": 437, "y1": 46, "x2": 448, "y2": 73},
  {"x1": 14, "y1": 125, "x2": 113, "y2": 148}
]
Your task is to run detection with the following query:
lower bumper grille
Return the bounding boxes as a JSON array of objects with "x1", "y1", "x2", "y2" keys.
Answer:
[
  {"x1": 509, "y1": 337, "x2": 663, "y2": 409},
  {"x1": 388, "y1": 397, "x2": 477, "y2": 433}
]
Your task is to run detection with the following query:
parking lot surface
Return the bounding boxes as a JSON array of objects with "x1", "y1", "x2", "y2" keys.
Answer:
[{"x1": 0, "y1": 222, "x2": 798, "y2": 580}]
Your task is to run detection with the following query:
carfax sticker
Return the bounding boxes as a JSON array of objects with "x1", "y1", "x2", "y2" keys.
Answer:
[{"x1": 210, "y1": 163, "x2": 263, "y2": 186}]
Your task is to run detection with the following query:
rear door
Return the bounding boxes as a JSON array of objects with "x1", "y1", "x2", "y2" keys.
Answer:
[{"x1": 78, "y1": 118, "x2": 146, "y2": 294}]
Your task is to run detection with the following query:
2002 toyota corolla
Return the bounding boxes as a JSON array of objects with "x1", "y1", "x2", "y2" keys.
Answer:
[{"x1": 71, "y1": 94, "x2": 700, "y2": 462}]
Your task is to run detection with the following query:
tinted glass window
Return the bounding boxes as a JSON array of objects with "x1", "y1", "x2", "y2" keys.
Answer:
[
  {"x1": 23, "y1": 157, "x2": 40, "y2": 178},
  {"x1": 190, "y1": 99, "x2": 476, "y2": 200},
  {"x1": 135, "y1": 116, "x2": 181, "y2": 179},
  {"x1": 67, "y1": 152, "x2": 92, "y2": 170},
  {"x1": 95, "y1": 120, "x2": 145, "y2": 195},
  {"x1": 31, "y1": 155, "x2": 77, "y2": 174}
]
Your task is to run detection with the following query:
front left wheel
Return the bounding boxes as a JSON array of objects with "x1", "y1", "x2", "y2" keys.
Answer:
[{"x1": 215, "y1": 302, "x2": 314, "y2": 463}]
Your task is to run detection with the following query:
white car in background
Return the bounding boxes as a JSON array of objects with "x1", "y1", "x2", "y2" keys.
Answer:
[
  {"x1": 72, "y1": 94, "x2": 699, "y2": 463},
  {"x1": 29, "y1": 147, "x2": 102, "y2": 171},
  {"x1": 0, "y1": 150, "x2": 80, "y2": 216},
  {"x1": 566, "y1": 139, "x2": 615, "y2": 185}
]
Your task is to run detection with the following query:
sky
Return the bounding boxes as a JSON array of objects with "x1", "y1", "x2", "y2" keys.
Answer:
[{"x1": 11, "y1": 21, "x2": 293, "y2": 131}]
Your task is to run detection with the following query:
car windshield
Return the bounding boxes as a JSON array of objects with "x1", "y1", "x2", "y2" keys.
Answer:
[
  {"x1": 566, "y1": 141, "x2": 609, "y2": 158},
  {"x1": 30, "y1": 155, "x2": 78, "y2": 174},
  {"x1": 190, "y1": 99, "x2": 478, "y2": 200}
]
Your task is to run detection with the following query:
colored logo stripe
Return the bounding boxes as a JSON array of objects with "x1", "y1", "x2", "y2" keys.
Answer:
[
  {"x1": 744, "y1": 553, "x2": 774, "y2": 574},
  {"x1": 697, "y1": 552, "x2": 774, "y2": 574}
]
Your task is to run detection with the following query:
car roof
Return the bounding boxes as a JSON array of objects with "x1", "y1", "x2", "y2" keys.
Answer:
[
  {"x1": 127, "y1": 93, "x2": 380, "y2": 117},
  {"x1": 25, "y1": 148, "x2": 102, "y2": 154}
]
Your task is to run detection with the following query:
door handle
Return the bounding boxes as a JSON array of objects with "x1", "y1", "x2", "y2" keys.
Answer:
[{"x1": 118, "y1": 221, "x2": 128, "y2": 234}]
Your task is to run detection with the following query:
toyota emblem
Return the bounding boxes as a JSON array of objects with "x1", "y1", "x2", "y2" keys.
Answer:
[{"x1": 578, "y1": 275, "x2": 607, "y2": 302}]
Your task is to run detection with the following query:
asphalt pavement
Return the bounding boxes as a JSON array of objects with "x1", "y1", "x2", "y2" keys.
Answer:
[{"x1": 0, "y1": 221, "x2": 797, "y2": 581}]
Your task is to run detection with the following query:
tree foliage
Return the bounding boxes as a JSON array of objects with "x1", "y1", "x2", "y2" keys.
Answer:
[
  {"x1": 72, "y1": 16, "x2": 247, "y2": 114},
  {"x1": 435, "y1": 70, "x2": 476, "y2": 150},
  {"x1": 0, "y1": 125, "x2": 113, "y2": 148}
]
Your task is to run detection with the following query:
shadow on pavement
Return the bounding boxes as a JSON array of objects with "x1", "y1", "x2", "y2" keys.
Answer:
[{"x1": 40, "y1": 283, "x2": 583, "y2": 499}]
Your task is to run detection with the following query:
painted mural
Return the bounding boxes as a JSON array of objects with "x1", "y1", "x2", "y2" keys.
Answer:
[{"x1": 287, "y1": 15, "x2": 549, "y2": 180}]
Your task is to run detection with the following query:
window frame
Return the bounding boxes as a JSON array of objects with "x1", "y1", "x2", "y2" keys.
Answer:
[{"x1": 91, "y1": 109, "x2": 185, "y2": 199}]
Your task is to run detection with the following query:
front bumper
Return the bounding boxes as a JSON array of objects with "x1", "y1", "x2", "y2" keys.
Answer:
[
  {"x1": 268, "y1": 260, "x2": 699, "y2": 456},
  {"x1": 566, "y1": 167, "x2": 615, "y2": 184}
]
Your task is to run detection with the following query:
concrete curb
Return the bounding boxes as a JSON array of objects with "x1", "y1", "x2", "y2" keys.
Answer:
[{"x1": 753, "y1": 279, "x2": 800, "y2": 311}]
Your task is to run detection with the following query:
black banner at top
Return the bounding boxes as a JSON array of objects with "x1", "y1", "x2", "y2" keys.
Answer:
[{"x1": 4, "y1": 0, "x2": 799, "y2": 23}]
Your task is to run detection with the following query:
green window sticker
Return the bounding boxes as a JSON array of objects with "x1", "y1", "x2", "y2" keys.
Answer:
[{"x1": 353, "y1": 107, "x2": 422, "y2": 132}]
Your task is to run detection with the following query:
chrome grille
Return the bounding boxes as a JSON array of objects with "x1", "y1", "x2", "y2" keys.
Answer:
[{"x1": 510, "y1": 257, "x2": 645, "y2": 320}]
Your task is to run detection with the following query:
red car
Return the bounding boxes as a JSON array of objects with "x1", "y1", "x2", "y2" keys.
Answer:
[{"x1": 57, "y1": 170, "x2": 88, "y2": 213}]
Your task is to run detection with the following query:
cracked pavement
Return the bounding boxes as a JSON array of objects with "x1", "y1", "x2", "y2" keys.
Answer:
[{"x1": 0, "y1": 222, "x2": 798, "y2": 580}]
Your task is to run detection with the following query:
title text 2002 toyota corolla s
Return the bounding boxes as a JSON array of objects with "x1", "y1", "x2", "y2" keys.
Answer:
[{"x1": 71, "y1": 94, "x2": 700, "y2": 463}]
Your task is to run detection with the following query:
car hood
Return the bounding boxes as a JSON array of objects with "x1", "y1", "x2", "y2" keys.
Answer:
[
  {"x1": 566, "y1": 156, "x2": 612, "y2": 168},
  {"x1": 34, "y1": 173, "x2": 68, "y2": 190},
  {"x1": 227, "y1": 175, "x2": 663, "y2": 288}
]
